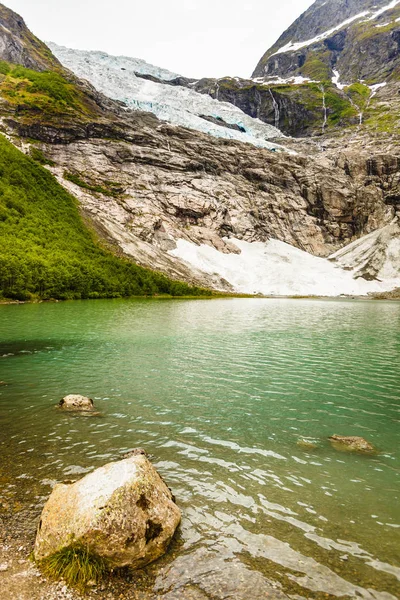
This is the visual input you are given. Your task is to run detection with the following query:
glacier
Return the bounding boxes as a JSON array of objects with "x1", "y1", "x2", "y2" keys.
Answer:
[{"x1": 49, "y1": 43, "x2": 287, "y2": 151}]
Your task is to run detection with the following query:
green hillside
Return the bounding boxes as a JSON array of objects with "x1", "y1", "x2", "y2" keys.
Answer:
[{"x1": 0, "y1": 136, "x2": 209, "y2": 301}]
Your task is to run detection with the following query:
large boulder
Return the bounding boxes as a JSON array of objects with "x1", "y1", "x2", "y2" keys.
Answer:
[
  {"x1": 328, "y1": 435, "x2": 375, "y2": 453},
  {"x1": 59, "y1": 395, "x2": 94, "y2": 411},
  {"x1": 34, "y1": 454, "x2": 181, "y2": 569}
]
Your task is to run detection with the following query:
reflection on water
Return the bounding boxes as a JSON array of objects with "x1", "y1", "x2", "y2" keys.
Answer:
[{"x1": 0, "y1": 298, "x2": 399, "y2": 599}]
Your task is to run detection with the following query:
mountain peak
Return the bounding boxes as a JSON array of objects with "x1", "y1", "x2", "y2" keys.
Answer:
[
  {"x1": 0, "y1": 3, "x2": 61, "y2": 71},
  {"x1": 253, "y1": 0, "x2": 400, "y2": 83}
]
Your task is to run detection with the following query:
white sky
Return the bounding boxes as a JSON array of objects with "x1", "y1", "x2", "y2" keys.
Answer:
[{"x1": 4, "y1": 0, "x2": 315, "y2": 78}]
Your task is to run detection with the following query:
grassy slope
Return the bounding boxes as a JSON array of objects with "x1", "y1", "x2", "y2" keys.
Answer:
[
  {"x1": 0, "y1": 60, "x2": 96, "y2": 123},
  {"x1": 0, "y1": 135, "x2": 210, "y2": 300}
]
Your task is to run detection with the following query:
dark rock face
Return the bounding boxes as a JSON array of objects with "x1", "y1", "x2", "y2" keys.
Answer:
[
  {"x1": 190, "y1": 78, "x2": 335, "y2": 137},
  {"x1": 252, "y1": 0, "x2": 400, "y2": 84},
  {"x1": 0, "y1": 4, "x2": 61, "y2": 71}
]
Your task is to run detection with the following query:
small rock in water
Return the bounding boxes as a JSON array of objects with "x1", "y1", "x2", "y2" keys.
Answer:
[
  {"x1": 297, "y1": 438, "x2": 318, "y2": 450},
  {"x1": 0, "y1": 381, "x2": 8, "y2": 386},
  {"x1": 59, "y1": 394, "x2": 94, "y2": 411},
  {"x1": 328, "y1": 435, "x2": 375, "y2": 453}
]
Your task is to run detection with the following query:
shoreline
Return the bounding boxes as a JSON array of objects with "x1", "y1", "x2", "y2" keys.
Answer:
[{"x1": 1, "y1": 292, "x2": 399, "y2": 305}]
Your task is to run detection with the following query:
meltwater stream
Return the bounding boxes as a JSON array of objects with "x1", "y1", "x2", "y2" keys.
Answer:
[{"x1": 0, "y1": 298, "x2": 399, "y2": 599}]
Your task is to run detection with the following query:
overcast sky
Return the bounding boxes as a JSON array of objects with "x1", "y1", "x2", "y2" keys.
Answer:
[{"x1": 5, "y1": 0, "x2": 315, "y2": 78}]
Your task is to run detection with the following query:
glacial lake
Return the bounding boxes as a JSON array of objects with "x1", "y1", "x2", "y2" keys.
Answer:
[{"x1": 0, "y1": 298, "x2": 399, "y2": 599}]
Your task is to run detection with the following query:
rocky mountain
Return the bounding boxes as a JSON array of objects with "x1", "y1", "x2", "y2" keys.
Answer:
[
  {"x1": 0, "y1": 3, "x2": 60, "y2": 71},
  {"x1": 166, "y1": 0, "x2": 400, "y2": 138},
  {"x1": 253, "y1": 0, "x2": 400, "y2": 83},
  {"x1": 0, "y1": 2, "x2": 399, "y2": 298}
]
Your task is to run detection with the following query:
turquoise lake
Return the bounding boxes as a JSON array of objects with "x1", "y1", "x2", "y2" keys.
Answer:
[{"x1": 0, "y1": 298, "x2": 399, "y2": 599}]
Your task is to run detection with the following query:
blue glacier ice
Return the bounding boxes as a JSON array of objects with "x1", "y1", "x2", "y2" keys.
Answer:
[{"x1": 49, "y1": 43, "x2": 287, "y2": 151}]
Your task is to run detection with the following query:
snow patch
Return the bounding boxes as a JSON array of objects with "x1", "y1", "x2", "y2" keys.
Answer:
[
  {"x1": 49, "y1": 44, "x2": 289, "y2": 152},
  {"x1": 369, "y1": 82, "x2": 387, "y2": 97},
  {"x1": 255, "y1": 75, "x2": 316, "y2": 85},
  {"x1": 271, "y1": 12, "x2": 370, "y2": 55},
  {"x1": 169, "y1": 236, "x2": 400, "y2": 297},
  {"x1": 331, "y1": 70, "x2": 347, "y2": 90},
  {"x1": 271, "y1": 1, "x2": 400, "y2": 56},
  {"x1": 366, "y1": 0, "x2": 400, "y2": 21}
]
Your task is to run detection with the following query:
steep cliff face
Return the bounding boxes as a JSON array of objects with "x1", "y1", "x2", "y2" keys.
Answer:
[
  {"x1": 189, "y1": 77, "x2": 361, "y2": 137},
  {"x1": 0, "y1": 4, "x2": 60, "y2": 71},
  {"x1": 253, "y1": 0, "x2": 400, "y2": 84}
]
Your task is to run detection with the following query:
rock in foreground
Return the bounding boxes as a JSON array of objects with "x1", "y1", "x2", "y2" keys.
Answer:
[
  {"x1": 59, "y1": 395, "x2": 94, "y2": 411},
  {"x1": 328, "y1": 435, "x2": 375, "y2": 453},
  {"x1": 34, "y1": 454, "x2": 181, "y2": 569}
]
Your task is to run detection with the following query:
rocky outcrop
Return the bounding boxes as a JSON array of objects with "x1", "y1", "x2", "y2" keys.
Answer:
[
  {"x1": 330, "y1": 219, "x2": 400, "y2": 281},
  {"x1": 328, "y1": 435, "x2": 375, "y2": 452},
  {"x1": 0, "y1": 4, "x2": 61, "y2": 72},
  {"x1": 253, "y1": 0, "x2": 400, "y2": 84},
  {"x1": 59, "y1": 395, "x2": 94, "y2": 411},
  {"x1": 34, "y1": 453, "x2": 181, "y2": 569},
  {"x1": 189, "y1": 77, "x2": 361, "y2": 137}
]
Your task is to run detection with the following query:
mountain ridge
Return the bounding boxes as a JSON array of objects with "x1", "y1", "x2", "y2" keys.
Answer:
[{"x1": 253, "y1": 0, "x2": 400, "y2": 83}]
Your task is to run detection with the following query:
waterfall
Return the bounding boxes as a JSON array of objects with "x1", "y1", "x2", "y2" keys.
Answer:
[
  {"x1": 255, "y1": 88, "x2": 262, "y2": 119},
  {"x1": 319, "y1": 85, "x2": 327, "y2": 133},
  {"x1": 268, "y1": 88, "x2": 280, "y2": 129},
  {"x1": 215, "y1": 80, "x2": 220, "y2": 101},
  {"x1": 347, "y1": 95, "x2": 363, "y2": 126}
]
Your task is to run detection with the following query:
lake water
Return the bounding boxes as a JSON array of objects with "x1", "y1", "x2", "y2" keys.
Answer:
[{"x1": 0, "y1": 298, "x2": 399, "y2": 599}]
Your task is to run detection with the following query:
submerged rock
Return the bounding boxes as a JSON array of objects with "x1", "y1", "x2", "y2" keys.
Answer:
[
  {"x1": 297, "y1": 438, "x2": 319, "y2": 450},
  {"x1": 59, "y1": 394, "x2": 94, "y2": 411},
  {"x1": 328, "y1": 435, "x2": 375, "y2": 453},
  {"x1": 34, "y1": 453, "x2": 181, "y2": 570}
]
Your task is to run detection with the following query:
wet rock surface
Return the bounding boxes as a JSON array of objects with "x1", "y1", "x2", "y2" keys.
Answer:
[
  {"x1": 328, "y1": 435, "x2": 376, "y2": 452},
  {"x1": 59, "y1": 395, "x2": 94, "y2": 411}
]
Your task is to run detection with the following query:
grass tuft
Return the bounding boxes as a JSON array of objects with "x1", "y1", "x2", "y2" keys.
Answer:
[{"x1": 39, "y1": 545, "x2": 108, "y2": 591}]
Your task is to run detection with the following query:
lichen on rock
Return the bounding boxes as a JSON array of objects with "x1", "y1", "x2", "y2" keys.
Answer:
[
  {"x1": 58, "y1": 395, "x2": 94, "y2": 411},
  {"x1": 34, "y1": 453, "x2": 181, "y2": 571}
]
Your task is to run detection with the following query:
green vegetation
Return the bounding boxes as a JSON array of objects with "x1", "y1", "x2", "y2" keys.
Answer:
[
  {"x1": 364, "y1": 105, "x2": 400, "y2": 133},
  {"x1": 64, "y1": 171, "x2": 122, "y2": 197},
  {"x1": 345, "y1": 82, "x2": 371, "y2": 112},
  {"x1": 0, "y1": 135, "x2": 211, "y2": 301},
  {"x1": 324, "y1": 87, "x2": 357, "y2": 124},
  {"x1": 38, "y1": 546, "x2": 107, "y2": 591},
  {"x1": 353, "y1": 6, "x2": 400, "y2": 42},
  {"x1": 301, "y1": 51, "x2": 332, "y2": 82},
  {"x1": 267, "y1": 82, "x2": 358, "y2": 130},
  {"x1": 0, "y1": 62, "x2": 94, "y2": 119},
  {"x1": 29, "y1": 146, "x2": 55, "y2": 166}
]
